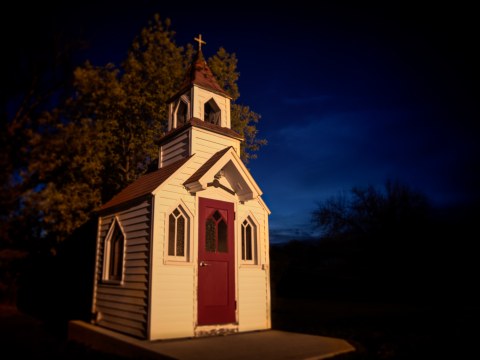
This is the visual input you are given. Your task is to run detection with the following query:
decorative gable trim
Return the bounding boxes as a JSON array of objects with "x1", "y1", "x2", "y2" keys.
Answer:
[{"x1": 184, "y1": 147, "x2": 262, "y2": 202}]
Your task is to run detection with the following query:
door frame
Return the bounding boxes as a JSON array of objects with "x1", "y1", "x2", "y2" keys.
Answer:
[{"x1": 197, "y1": 197, "x2": 236, "y2": 325}]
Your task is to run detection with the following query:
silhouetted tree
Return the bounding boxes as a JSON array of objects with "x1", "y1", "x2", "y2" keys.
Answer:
[
  {"x1": 311, "y1": 180, "x2": 434, "y2": 299},
  {"x1": 313, "y1": 180, "x2": 430, "y2": 241}
]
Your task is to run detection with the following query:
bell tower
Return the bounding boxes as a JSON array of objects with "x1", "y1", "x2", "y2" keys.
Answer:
[
  {"x1": 167, "y1": 34, "x2": 232, "y2": 131},
  {"x1": 159, "y1": 35, "x2": 242, "y2": 168}
]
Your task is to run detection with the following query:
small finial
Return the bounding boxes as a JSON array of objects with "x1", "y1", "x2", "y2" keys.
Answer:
[{"x1": 194, "y1": 34, "x2": 206, "y2": 51}]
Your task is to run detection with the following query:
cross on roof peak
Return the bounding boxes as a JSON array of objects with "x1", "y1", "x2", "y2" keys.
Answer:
[{"x1": 194, "y1": 34, "x2": 206, "y2": 51}]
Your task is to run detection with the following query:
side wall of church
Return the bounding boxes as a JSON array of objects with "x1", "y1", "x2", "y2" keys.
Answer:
[
  {"x1": 149, "y1": 161, "x2": 197, "y2": 339},
  {"x1": 92, "y1": 199, "x2": 152, "y2": 338}
]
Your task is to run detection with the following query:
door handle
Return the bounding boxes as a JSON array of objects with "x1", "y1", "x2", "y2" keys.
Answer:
[{"x1": 199, "y1": 261, "x2": 210, "y2": 267}]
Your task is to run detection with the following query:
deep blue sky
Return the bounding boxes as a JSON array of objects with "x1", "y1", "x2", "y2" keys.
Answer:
[{"x1": 6, "y1": 2, "x2": 478, "y2": 242}]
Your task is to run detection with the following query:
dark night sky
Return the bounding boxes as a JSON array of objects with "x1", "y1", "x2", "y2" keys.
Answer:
[{"x1": 5, "y1": 2, "x2": 479, "y2": 242}]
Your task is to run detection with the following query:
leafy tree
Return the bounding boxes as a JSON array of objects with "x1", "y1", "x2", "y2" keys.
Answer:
[
  {"x1": 3, "y1": 14, "x2": 266, "y2": 246},
  {"x1": 0, "y1": 19, "x2": 80, "y2": 250},
  {"x1": 231, "y1": 104, "x2": 265, "y2": 162},
  {"x1": 208, "y1": 48, "x2": 267, "y2": 162},
  {"x1": 207, "y1": 47, "x2": 240, "y2": 100}
]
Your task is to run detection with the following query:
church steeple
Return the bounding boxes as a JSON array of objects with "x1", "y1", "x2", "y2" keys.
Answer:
[
  {"x1": 179, "y1": 50, "x2": 230, "y2": 98},
  {"x1": 167, "y1": 35, "x2": 232, "y2": 131}
]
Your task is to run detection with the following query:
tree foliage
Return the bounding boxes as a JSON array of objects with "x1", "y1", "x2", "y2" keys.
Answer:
[
  {"x1": 207, "y1": 48, "x2": 267, "y2": 162},
  {"x1": 2, "y1": 14, "x2": 266, "y2": 247},
  {"x1": 1, "y1": 20, "x2": 81, "y2": 250}
]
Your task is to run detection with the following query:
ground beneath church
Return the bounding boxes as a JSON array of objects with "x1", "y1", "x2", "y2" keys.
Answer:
[{"x1": 1, "y1": 299, "x2": 479, "y2": 359}]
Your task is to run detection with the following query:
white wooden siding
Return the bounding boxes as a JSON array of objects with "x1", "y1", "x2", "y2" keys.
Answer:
[
  {"x1": 93, "y1": 199, "x2": 152, "y2": 339},
  {"x1": 160, "y1": 132, "x2": 190, "y2": 167},
  {"x1": 150, "y1": 180, "x2": 196, "y2": 339},
  {"x1": 238, "y1": 268, "x2": 269, "y2": 331},
  {"x1": 152, "y1": 266, "x2": 195, "y2": 339},
  {"x1": 149, "y1": 158, "x2": 201, "y2": 340},
  {"x1": 190, "y1": 127, "x2": 241, "y2": 162},
  {"x1": 237, "y1": 199, "x2": 271, "y2": 331}
]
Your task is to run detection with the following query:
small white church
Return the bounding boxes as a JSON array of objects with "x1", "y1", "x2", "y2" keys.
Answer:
[{"x1": 91, "y1": 36, "x2": 271, "y2": 340}]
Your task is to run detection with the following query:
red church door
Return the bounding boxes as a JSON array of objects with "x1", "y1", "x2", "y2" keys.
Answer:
[{"x1": 198, "y1": 198, "x2": 236, "y2": 325}]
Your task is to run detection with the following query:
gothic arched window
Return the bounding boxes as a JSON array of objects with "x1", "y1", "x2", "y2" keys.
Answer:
[
  {"x1": 204, "y1": 98, "x2": 221, "y2": 125},
  {"x1": 176, "y1": 100, "x2": 188, "y2": 127},
  {"x1": 205, "y1": 210, "x2": 228, "y2": 253},
  {"x1": 168, "y1": 206, "x2": 190, "y2": 261},
  {"x1": 103, "y1": 218, "x2": 125, "y2": 282},
  {"x1": 241, "y1": 217, "x2": 257, "y2": 265}
]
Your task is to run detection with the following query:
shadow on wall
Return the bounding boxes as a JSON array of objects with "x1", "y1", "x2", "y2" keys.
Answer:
[{"x1": 16, "y1": 218, "x2": 97, "y2": 335}]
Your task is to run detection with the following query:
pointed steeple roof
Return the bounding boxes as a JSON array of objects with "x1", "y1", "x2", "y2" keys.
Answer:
[
  {"x1": 168, "y1": 50, "x2": 231, "y2": 102},
  {"x1": 185, "y1": 50, "x2": 229, "y2": 96}
]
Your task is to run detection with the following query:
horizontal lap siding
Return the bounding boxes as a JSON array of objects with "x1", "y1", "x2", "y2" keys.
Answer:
[
  {"x1": 191, "y1": 128, "x2": 240, "y2": 160},
  {"x1": 237, "y1": 199, "x2": 270, "y2": 331},
  {"x1": 238, "y1": 269, "x2": 269, "y2": 331},
  {"x1": 150, "y1": 166, "x2": 196, "y2": 339},
  {"x1": 161, "y1": 132, "x2": 189, "y2": 167},
  {"x1": 152, "y1": 265, "x2": 195, "y2": 339},
  {"x1": 94, "y1": 199, "x2": 152, "y2": 338}
]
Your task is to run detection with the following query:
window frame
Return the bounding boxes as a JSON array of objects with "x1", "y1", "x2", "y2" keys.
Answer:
[
  {"x1": 240, "y1": 215, "x2": 259, "y2": 266},
  {"x1": 204, "y1": 98, "x2": 221, "y2": 125},
  {"x1": 205, "y1": 210, "x2": 229, "y2": 254},
  {"x1": 165, "y1": 204, "x2": 192, "y2": 264},
  {"x1": 174, "y1": 95, "x2": 190, "y2": 128},
  {"x1": 102, "y1": 217, "x2": 126, "y2": 284}
]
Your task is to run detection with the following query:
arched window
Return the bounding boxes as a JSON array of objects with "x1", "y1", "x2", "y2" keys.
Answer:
[
  {"x1": 176, "y1": 100, "x2": 188, "y2": 127},
  {"x1": 241, "y1": 217, "x2": 257, "y2": 264},
  {"x1": 205, "y1": 210, "x2": 228, "y2": 253},
  {"x1": 204, "y1": 98, "x2": 221, "y2": 125},
  {"x1": 103, "y1": 218, "x2": 125, "y2": 282},
  {"x1": 168, "y1": 206, "x2": 190, "y2": 261}
]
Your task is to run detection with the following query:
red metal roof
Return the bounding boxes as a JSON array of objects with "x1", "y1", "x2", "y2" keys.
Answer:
[
  {"x1": 99, "y1": 156, "x2": 191, "y2": 212},
  {"x1": 168, "y1": 50, "x2": 230, "y2": 102}
]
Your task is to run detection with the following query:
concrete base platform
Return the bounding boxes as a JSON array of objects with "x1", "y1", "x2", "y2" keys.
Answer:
[{"x1": 69, "y1": 320, "x2": 355, "y2": 360}]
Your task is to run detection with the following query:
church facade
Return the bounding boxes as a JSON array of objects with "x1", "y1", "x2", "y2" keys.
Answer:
[{"x1": 91, "y1": 40, "x2": 271, "y2": 340}]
